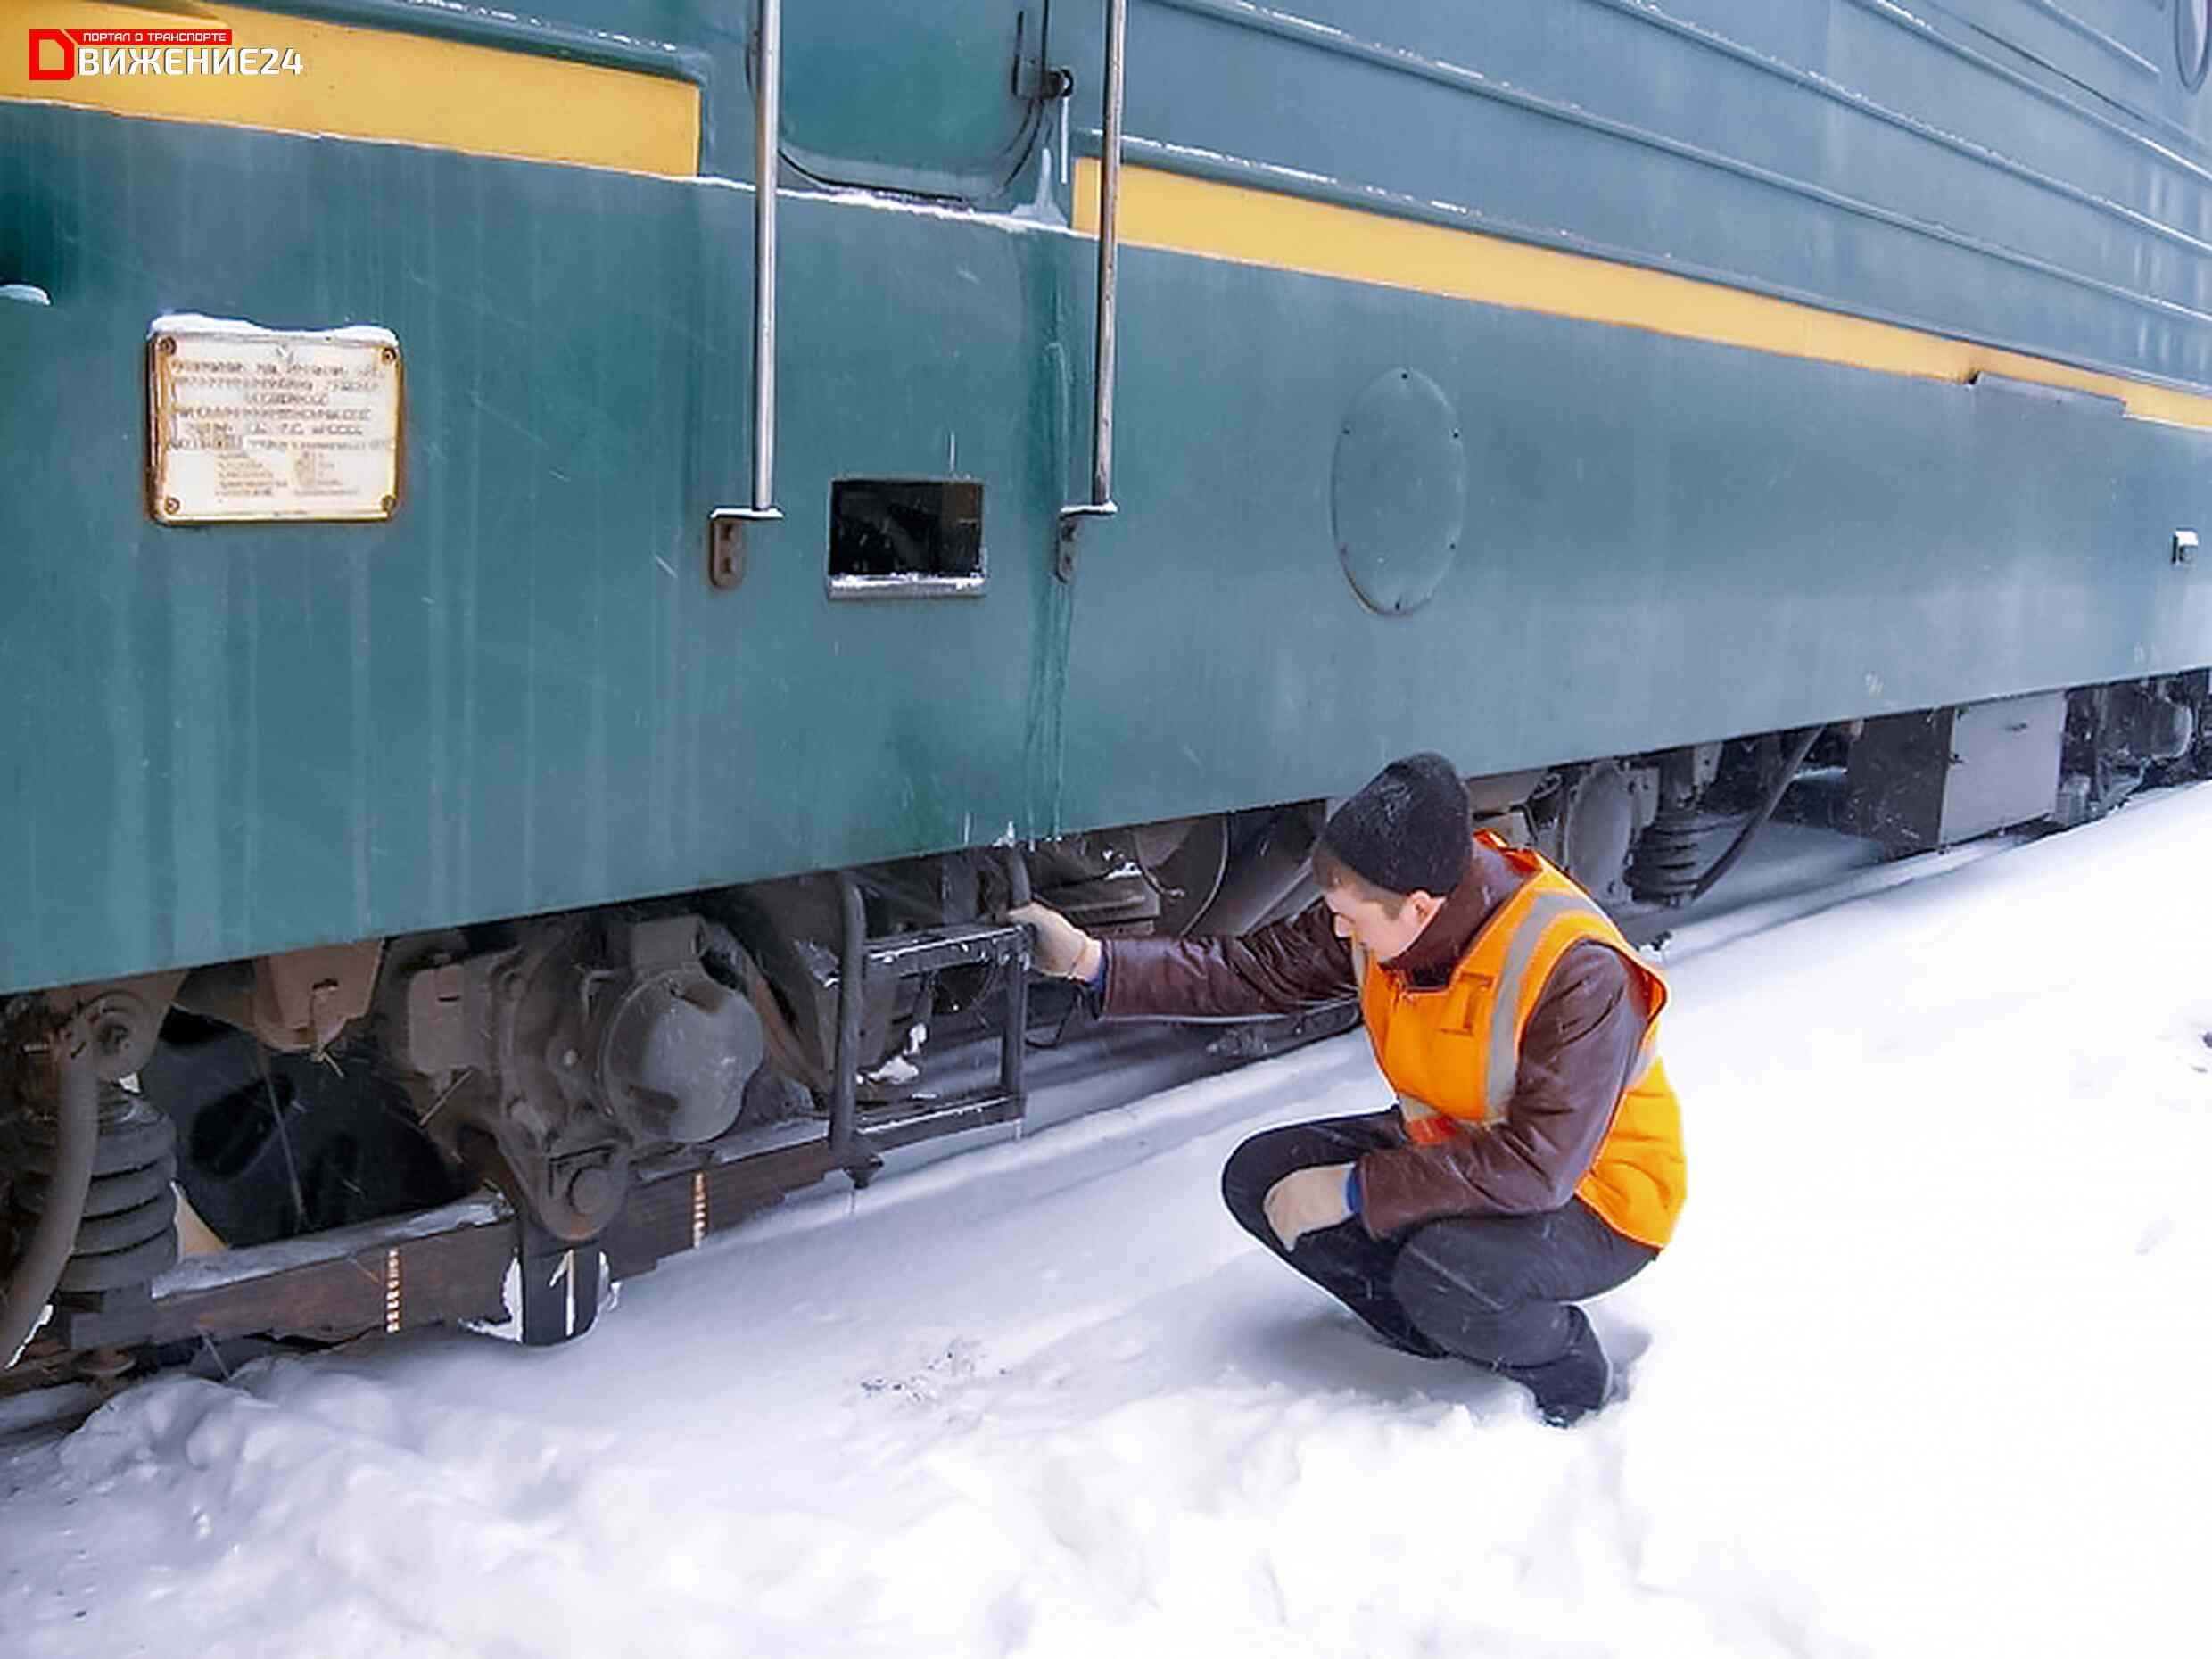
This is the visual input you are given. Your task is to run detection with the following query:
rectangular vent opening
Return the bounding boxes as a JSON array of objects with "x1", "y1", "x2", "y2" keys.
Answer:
[{"x1": 829, "y1": 478, "x2": 986, "y2": 598}]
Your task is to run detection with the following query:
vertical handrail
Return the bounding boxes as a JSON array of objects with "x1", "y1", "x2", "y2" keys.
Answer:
[
  {"x1": 1087, "y1": 0, "x2": 1126, "y2": 510},
  {"x1": 1061, "y1": 0, "x2": 1127, "y2": 539},
  {"x1": 750, "y1": 0, "x2": 781, "y2": 516},
  {"x1": 711, "y1": 0, "x2": 783, "y2": 553}
]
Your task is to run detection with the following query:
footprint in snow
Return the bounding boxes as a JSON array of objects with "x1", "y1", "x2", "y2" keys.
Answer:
[{"x1": 860, "y1": 1337, "x2": 990, "y2": 1405}]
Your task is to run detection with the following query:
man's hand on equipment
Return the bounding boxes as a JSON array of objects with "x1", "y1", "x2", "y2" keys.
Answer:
[
  {"x1": 1007, "y1": 902, "x2": 1102, "y2": 981},
  {"x1": 1263, "y1": 1163, "x2": 1357, "y2": 1249}
]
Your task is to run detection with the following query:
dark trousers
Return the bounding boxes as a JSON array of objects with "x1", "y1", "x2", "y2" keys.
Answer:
[{"x1": 1221, "y1": 1109, "x2": 1656, "y2": 1371}]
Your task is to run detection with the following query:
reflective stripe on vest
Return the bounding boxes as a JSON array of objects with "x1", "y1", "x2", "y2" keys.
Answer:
[
  {"x1": 1357, "y1": 841, "x2": 1668, "y2": 1143},
  {"x1": 1483, "y1": 888, "x2": 1600, "y2": 1119}
]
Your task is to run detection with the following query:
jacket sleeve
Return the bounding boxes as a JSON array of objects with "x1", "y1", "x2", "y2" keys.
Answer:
[
  {"x1": 1097, "y1": 899, "x2": 1357, "y2": 1019},
  {"x1": 1353, "y1": 942, "x2": 1647, "y2": 1237}
]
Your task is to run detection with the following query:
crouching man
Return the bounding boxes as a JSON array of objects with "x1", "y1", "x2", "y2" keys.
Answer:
[{"x1": 1013, "y1": 753, "x2": 1685, "y2": 1426}]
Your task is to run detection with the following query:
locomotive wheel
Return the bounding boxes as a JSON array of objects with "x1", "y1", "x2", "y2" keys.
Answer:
[{"x1": 1558, "y1": 763, "x2": 1640, "y2": 904}]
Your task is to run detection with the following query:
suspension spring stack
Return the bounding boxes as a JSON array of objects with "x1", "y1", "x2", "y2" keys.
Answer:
[
  {"x1": 1625, "y1": 746, "x2": 1729, "y2": 907},
  {"x1": 5, "y1": 1086, "x2": 178, "y2": 1350},
  {"x1": 1628, "y1": 809, "x2": 1707, "y2": 902}
]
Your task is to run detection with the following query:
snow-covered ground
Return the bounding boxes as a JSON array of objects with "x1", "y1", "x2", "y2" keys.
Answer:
[{"x1": 4, "y1": 786, "x2": 2208, "y2": 1659}]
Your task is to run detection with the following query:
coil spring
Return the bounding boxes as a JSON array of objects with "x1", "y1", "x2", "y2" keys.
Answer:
[
  {"x1": 10, "y1": 1087, "x2": 178, "y2": 1300},
  {"x1": 1626, "y1": 808, "x2": 1733, "y2": 906}
]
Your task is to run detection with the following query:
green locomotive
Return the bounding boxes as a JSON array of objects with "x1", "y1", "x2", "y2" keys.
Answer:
[{"x1": 3, "y1": 0, "x2": 2208, "y2": 1367}]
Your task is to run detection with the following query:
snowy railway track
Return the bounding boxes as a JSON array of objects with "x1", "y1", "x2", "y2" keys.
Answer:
[{"x1": 4, "y1": 783, "x2": 2207, "y2": 1659}]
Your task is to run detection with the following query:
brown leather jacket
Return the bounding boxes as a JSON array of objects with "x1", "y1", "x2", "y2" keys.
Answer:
[{"x1": 1099, "y1": 840, "x2": 1650, "y2": 1242}]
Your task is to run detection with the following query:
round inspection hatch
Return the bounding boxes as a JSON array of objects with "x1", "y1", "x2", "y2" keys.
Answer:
[{"x1": 1331, "y1": 367, "x2": 1467, "y2": 617}]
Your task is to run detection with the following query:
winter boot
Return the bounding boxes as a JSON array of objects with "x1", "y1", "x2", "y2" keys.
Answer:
[{"x1": 1498, "y1": 1307, "x2": 1610, "y2": 1427}]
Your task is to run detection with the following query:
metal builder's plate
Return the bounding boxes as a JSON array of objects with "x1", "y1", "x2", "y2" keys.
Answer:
[{"x1": 148, "y1": 314, "x2": 402, "y2": 524}]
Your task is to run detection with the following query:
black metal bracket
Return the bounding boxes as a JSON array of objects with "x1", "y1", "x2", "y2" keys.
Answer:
[
  {"x1": 516, "y1": 1215, "x2": 605, "y2": 1347},
  {"x1": 706, "y1": 509, "x2": 751, "y2": 590}
]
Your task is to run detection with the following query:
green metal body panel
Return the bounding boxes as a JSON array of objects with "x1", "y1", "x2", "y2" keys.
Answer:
[
  {"x1": 4, "y1": 0, "x2": 2210, "y2": 994},
  {"x1": 1121, "y1": 0, "x2": 2212, "y2": 386},
  {"x1": 2, "y1": 119, "x2": 1069, "y2": 987},
  {"x1": 1067, "y1": 244, "x2": 2212, "y2": 833}
]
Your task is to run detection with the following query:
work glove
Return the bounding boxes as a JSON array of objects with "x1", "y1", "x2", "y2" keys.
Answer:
[
  {"x1": 1008, "y1": 902, "x2": 1102, "y2": 981},
  {"x1": 1263, "y1": 1162, "x2": 1357, "y2": 1250}
]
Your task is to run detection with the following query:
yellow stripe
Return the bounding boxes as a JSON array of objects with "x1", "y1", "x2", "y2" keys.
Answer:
[
  {"x1": 4, "y1": 3, "x2": 698, "y2": 177},
  {"x1": 1078, "y1": 159, "x2": 2212, "y2": 431}
]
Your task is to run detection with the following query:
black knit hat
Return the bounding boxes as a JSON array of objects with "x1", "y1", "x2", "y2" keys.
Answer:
[{"x1": 1316, "y1": 752, "x2": 1473, "y2": 897}]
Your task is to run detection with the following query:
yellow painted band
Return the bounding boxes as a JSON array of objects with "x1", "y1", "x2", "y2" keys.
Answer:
[
  {"x1": 1079, "y1": 159, "x2": 2212, "y2": 432},
  {"x1": 3, "y1": 3, "x2": 698, "y2": 177}
]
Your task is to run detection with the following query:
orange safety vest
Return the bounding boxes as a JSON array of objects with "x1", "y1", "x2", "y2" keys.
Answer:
[{"x1": 1356, "y1": 834, "x2": 1687, "y2": 1249}]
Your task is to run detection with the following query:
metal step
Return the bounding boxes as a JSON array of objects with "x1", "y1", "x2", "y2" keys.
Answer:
[{"x1": 829, "y1": 875, "x2": 1031, "y2": 1184}]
